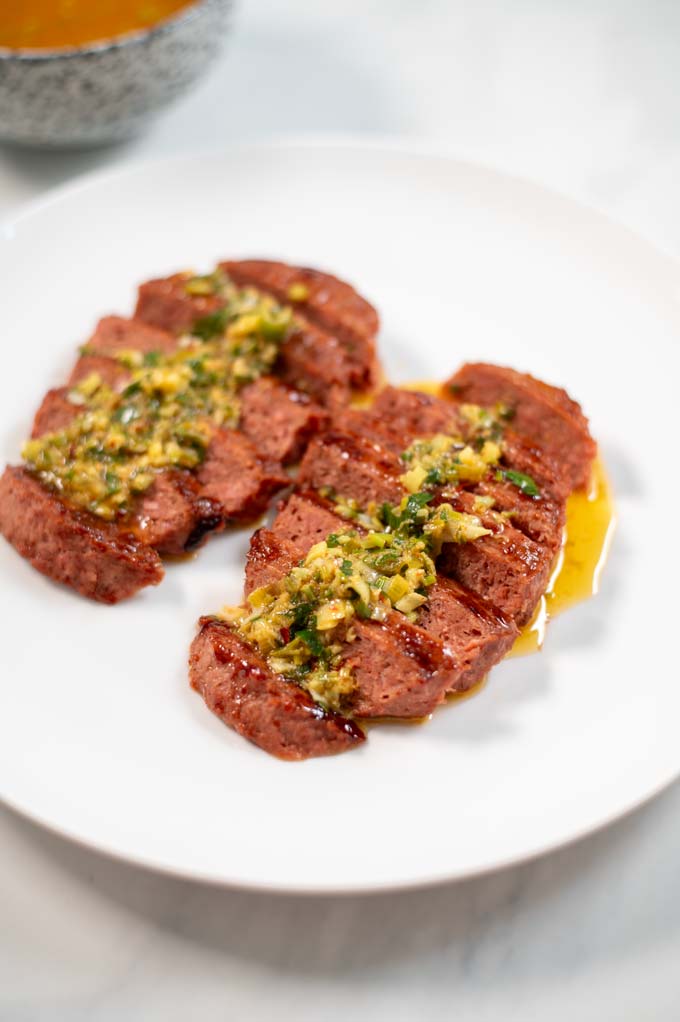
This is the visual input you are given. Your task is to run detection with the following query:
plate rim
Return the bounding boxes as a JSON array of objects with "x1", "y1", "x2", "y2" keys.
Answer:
[{"x1": 1, "y1": 137, "x2": 678, "y2": 894}]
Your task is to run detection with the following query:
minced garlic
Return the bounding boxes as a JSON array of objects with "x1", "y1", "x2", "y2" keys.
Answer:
[{"x1": 22, "y1": 277, "x2": 295, "y2": 520}]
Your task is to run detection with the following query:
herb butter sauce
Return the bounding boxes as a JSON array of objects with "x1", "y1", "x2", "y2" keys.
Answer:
[{"x1": 22, "y1": 273, "x2": 294, "y2": 520}]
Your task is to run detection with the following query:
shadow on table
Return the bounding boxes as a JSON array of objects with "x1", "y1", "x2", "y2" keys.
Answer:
[{"x1": 4, "y1": 775, "x2": 680, "y2": 984}]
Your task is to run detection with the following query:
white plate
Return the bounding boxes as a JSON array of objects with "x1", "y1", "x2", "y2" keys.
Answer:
[{"x1": 1, "y1": 141, "x2": 678, "y2": 893}]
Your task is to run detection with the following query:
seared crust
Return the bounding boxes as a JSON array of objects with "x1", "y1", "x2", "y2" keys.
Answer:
[
  {"x1": 131, "y1": 470, "x2": 224, "y2": 556},
  {"x1": 220, "y1": 260, "x2": 380, "y2": 396},
  {"x1": 87, "y1": 315, "x2": 178, "y2": 357},
  {"x1": 245, "y1": 527, "x2": 459, "y2": 718},
  {"x1": 189, "y1": 618, "x2": 365, "y2": 760},
  {"x1": 296, "y1": 422, "x2": 559, "y2": 627},
  {"x1": 239, "y1": 377, "x2": 328, "y2": 464},
  {"x1": 298, "y1": 429, "x2": 404, "y2": 506},
  {"x1": 220, "y1": 260, "x2": 379, "y2": 350},
  {"x1": 31, "y1": 388, "x2": 79, "y2": 437},
  {"x1": 134, "y1": 261, "x2": 381, "y2": 404},
  {"x1": 197, "y1": 431, "x2": 288, "y2": 523},
  {"x1": 446, "y1": 363, "x2": 596, "y2": 490},
  {"x1": 134, "y1": 277, "x2": 224, "y2": 336},
  {"x1": 0, "y1": 466, "x2": 163, "y2": 603},
  {"x1": 68, "y1": 354, "x2": 130, "y2": 390},
  {"x1": 267, "y1": 493, "x2": 517, "y2": 694}
]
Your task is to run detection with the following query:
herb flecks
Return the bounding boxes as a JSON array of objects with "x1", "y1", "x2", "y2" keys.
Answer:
[
  {"x1": 496, "y1": 468, "x2": 541, "y2": 498},
  {"x1": 22, "y1": 276, "x2": 294, "y2": 520},
  {"x1": 219, "y1": 493, "x2": 490, "y2": 712},
  {"x1": 399, "y1": 433, "x2": 501, "y2": 493}
]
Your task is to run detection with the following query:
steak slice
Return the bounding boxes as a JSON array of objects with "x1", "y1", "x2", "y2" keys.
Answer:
[
  {"x1": 446, "y1": 363, "x2": 596, "y2": 490},
  {"x1": 134, "y1": 276, "x2": 224, "y2": 335},
  {"x1": 269, "y1": 492, "x2": 517, "y2": 693},
  {"x1": 31, "y1": 388, "x2": 80, "y2": 437},
  {"x1": 220, "y1": 259, "x2": 380, "y2": 392},
  {"x1": 29, "y1": 394, "x2": 285, "y2": 555},
  {"x1": 190, "y1": 618, "x2": 365, "y2": 760},
  {"x1": 220, "y1": 260, "x2": 379, "y2": 352},
  {"x1": 239, "y1": 377, "x2": 328, "y2": 464},
  {"x1": 352, "y1": 385, "x2": 571, "y2": 501},
  {"x1": 436, "y1": 490, "x2": 552, "y2": 627},
  {"x1": 87, "y1": 315, "x2": 178, "y2": 357},
  {"x1": 135, "y1": 262, "x2": 380, "y2": 403},
  {"x1": 197, "y1": 430, "x2": 288, "y2": 523},
  {"x1": 29, "y1": 389, "x2": 223, "y2": 555},
  {"x1": 0, "y1": 466, "x2": 163, "y2": 603},
  {"x1": 68, "y1": 354, "x2": 130, "y2": 390},
  {"x1": 131, "y1": 471, "x2": 224, "y2": 555},
  {"x1": 334, "y1": 386, "x2": 568, "y2": 547},
  {"x1": 473, "y1": 476, "x2": 565, "y2": 555},
  {"x1": 417, "y1": 576, "x2": 517, "y2": 692},
  {"x1": 298, "y1": 430, "x2": 404, "y2": 507},
  {"x1": 244, "y1": 528, "x2": 458, "y2": 718},
  {"x1": 298, "y1": 428, "x2": 556, "y2": 627}
]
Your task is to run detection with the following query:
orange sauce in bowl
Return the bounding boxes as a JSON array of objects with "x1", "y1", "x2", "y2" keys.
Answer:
[{"x1": 0, "y1": 0, "x2": 197, "y2": 50}]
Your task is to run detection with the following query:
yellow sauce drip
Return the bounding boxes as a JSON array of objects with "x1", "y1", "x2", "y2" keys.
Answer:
[
  {"x1": 403, "y1": 381, "x2": 616, "y2": 659},
  {"x1": 357, "y1": 381, "x2": 616, "y2": 731},
  {"x1": 401, "y1": 380, "x2": 444, "y2": 397},
  {"x1": 511, "y1": 455, "x2": 615, "y2": 655}
]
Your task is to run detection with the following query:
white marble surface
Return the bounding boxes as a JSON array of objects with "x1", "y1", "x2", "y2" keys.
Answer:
[{"x1": 2, "y1": 1, "x2": 680, "y2": 1017}]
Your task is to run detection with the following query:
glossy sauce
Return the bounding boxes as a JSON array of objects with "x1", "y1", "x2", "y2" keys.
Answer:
[
  {"x1": 403, "y1": 380, "x2": 617, "y2": 660},
  {"x1": 511, "y1": 455, "x2": 615, "y2": 655},
  {"x1": 0, "y1": 0, "x2": 196, "y2": 50}
]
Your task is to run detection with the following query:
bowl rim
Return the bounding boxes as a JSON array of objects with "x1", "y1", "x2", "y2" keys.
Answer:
[{"x1": 0, "y1": 0, "x2": 224, "y2": 61}]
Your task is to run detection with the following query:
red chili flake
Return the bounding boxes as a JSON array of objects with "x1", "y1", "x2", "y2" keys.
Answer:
[{"x1": 280, "y1": 626, "x2": 291, "y2": 644}]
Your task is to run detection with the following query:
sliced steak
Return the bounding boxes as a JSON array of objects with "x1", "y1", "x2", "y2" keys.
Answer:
[
  {"x1": 417, "y1": 576, "x2": 517, "y2": 692},
  {"x1": 68, "y1": 354, "x2": 130, "y2": 390},
  {"x1": 334, "y1": 386, "x2": 568, "y2": 544},
  {"x1": 220, "y1": 259, "x2": 380, "y2": 393},
  {"x1": 298, "y1": 427, "x2": 556, "y2": 627},
  {"x1": 0, "y1": 466, "x2": 163, "y2": 603},
  {"x1": 275, "y1": 324, "x2": 362, "y2": 407},
  {"x1": 30, "y1": 397, "x2": 285, "y2": 556},
  {"x1": 446, "y1": 363, "x2": 596, "y2": 490},
  {"x1": 87, "y1": 315, "x2": 178, "y2": 357},
  {"x1": 351, "y1": 385, "x2": 457, "y2": 446},
  {"x1": 473, "y1": 476, "x2": 565, "y2": 554},
  {"x1": 135, "y1": 262, "x2": 380, "y2": 403},
  {"x1": 341, "y1": 614, "x2": 457, "y2": 718},
  {"x1": 436, "y1": 489, "x2": 553, "y2": 627},
  {"x1": 135, "y1": 277, "x2": 224, "y2": 335},
  {"x1": 244, "y1": 528, "x2": 458, "y2": 718},
  {"x1": 131, "y1": 471, "x2": 223, "y2": 556},
  {"x1": 239, "y1": 377, "x2": 328, "y2": 464},
  {"x1": 298, "y1": 430, "x2": 404, "y2": 506},
  {"x1": 197, "y1": 429, "x2": 288, "y2": 522},
  {"x1": 352, "y1": 386, "x2": 570, "y2": 499},
  {"x1": 268, "y1": 492, "x2": 517, "y2": 693},
  {"x1": 190, "y1": 618, "x2": 365, "y2": 760},
  {"x1": 30, "y1": 387, "x2": 224, "y2": 556},
  {"x1": 31, "y1": 388, "x2": 80, "y2": 437},
  {"x1": 220, "y1": 259, "x2": 379, "y2": 351}
]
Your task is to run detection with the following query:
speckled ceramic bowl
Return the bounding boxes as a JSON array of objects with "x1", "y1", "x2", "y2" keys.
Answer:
[{"x1": 0, "y1": 0, "x2": 231, "y2": 147}]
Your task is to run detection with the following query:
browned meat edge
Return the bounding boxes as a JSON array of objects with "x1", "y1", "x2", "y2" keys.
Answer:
[
  {"x1": 268, "y1": 491, "x2": 518, "y2": 693},
  {"x1": 0, "y1": 466, "x2": 163, "y2": 603},
  {"x1": 297, "y1": 425, "x2": 558, "y2": 627},
  {"x1": 189, "y1": 618, "x2": 365, "y2": 761},
  {"x1": 445, "y1": 363, "x2": 596, "y2": 491},
  {"x1": 244, "y1": 527, "x2": 459, "y2": 719},
  {"x1": 135, "y1": 261, "x2": 381, "y2": 403}
]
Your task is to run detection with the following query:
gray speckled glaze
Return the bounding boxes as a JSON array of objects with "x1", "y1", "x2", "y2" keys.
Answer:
[{"x1": 0, "y1": 0, "x2": 231, "y2": 147}]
